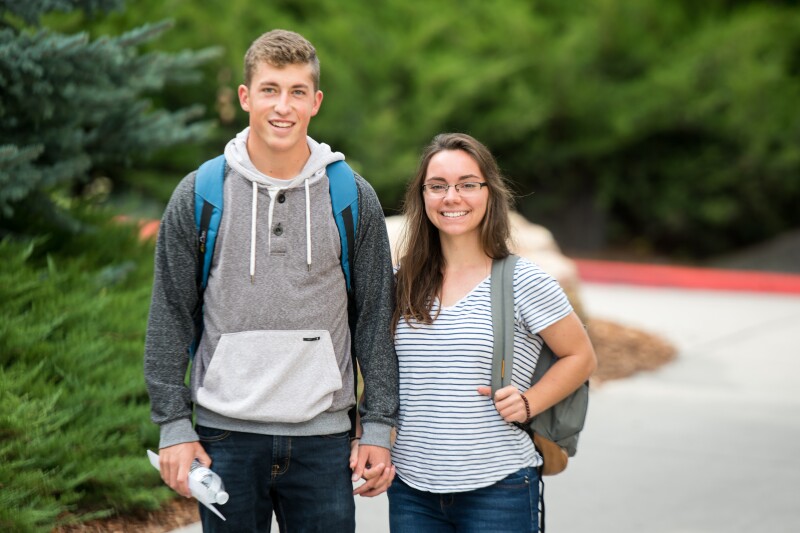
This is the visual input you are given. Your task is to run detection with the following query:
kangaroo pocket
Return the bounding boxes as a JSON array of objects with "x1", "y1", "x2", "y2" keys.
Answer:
[{"x1": 196, "y1": 330, "x2": 343, "y2": 423}]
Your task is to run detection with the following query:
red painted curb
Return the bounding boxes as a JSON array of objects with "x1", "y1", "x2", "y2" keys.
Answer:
[{"x1": 574, "y1": 259, "x2": 800, "y2": 294}]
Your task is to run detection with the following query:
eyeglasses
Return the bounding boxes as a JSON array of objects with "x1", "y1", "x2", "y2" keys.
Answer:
[{"x1": 422, "y1": 182, "x2": 487, "y2": 198}]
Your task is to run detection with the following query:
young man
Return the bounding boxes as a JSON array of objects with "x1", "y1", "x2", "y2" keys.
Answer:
[{"x1": 144, "y1": 29, "x2": 398, "y2": 531}]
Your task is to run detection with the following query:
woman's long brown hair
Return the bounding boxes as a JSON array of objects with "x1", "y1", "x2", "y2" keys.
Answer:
[{"x1": 393, "y1": 133, "x2": 513, "y2": 332}]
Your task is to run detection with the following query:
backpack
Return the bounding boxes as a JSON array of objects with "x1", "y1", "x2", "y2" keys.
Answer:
[
  {"x1": 490, "y1": 254, "x2": 589, "y2": 476},
  {"x1": 190, "y1": 154, "x2": 360, "y2": 434}
]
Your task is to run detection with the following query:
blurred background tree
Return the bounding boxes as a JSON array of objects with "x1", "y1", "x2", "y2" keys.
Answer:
[
  {"x1": 0, "y1": 0, "x2": 220, "y2": 237},
  {"x1": 64, "y1": 0, "x2": 799, "y2": 260}
]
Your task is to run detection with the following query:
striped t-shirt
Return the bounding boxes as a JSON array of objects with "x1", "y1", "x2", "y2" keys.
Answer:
[{"x1": 392, "y1": 258, "x2": 572, "y2": 493}]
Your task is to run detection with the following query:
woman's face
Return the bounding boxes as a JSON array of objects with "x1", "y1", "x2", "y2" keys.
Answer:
[{"x1": 422, "y1": 149, "x2": 489, "y2": 240}]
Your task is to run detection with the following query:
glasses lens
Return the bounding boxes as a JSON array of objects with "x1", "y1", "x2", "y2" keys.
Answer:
[
  {"x1": 458, "y1": 183, "x2": 483, "y2": 195},
  {"x1": 425, "y1": 185, "x2": 446, "y2": 197}
]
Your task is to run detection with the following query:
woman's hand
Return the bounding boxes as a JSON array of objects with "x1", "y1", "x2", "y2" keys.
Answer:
[
  {"x1": 352, "y1": 445, "x2": 396, "y2": 497},
  {"x1": 477, "y1": 385, "x2": 529, "y2": 424},
  {"x1": 478, "y1": 310, "x2": 598, "y2": 426},
  {"x1": 349, "y1": 437, "x2": 360, "y2": 471}
]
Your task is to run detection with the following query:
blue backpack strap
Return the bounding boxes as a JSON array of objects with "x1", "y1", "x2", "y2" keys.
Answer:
[
  {"x1": 326, "y1": 159, "x2": 359, "y2": 438},
  {"x1": 190, "y1": 155, "x2": 225, "y2": 358},
  {"x1": 326, "y1": 160, "x2": 358, "y2": 292},
  {"x1": 194, "y1": 155, "x2": 226, "y2": 290}
]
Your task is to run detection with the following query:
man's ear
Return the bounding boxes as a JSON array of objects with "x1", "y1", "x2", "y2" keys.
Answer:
[
  {"x1": 238, "y1": 84, "x2": 251, "y2": 112},
  {"x1": 311, "y1": 90, "x2": 323, "y2": 117}
]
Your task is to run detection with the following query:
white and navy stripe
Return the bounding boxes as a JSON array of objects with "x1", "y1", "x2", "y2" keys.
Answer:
[{"x1": 392, "y1": 258, "x2": 572, "y2": 493}]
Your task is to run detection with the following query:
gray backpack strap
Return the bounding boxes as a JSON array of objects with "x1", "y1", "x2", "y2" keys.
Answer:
[
  {"x1": 490, "y1": 253, "x2": 588, "y2": 477},
  {"x1": 491, "y1": 254, "x2": 519, "y2": 393}
]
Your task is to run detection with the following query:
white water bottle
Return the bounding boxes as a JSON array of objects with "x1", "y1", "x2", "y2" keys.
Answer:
[
  {"x1": 147, "y1": 450, "x2": 228, "y2": 521},
  {"x1": 189, "y1": 459, "x2": 229, "y2": 506}
]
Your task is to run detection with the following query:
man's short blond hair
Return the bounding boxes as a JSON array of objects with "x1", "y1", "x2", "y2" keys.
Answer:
[{"x1": 244, "y1": 29, "x2": 320, "y2": 91}]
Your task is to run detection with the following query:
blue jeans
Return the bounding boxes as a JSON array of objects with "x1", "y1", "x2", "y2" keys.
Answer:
[
  {"x1": 387, "y1": 467, "x2": 540, "y2": 533},
  {"x1": 196, "y1": 425, "x2": 355, "y2": 533}
]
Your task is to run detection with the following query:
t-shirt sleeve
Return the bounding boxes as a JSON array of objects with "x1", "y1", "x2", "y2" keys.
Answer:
[{"x1": 514, "y1": 259, "x2": 573, "y2": 334}]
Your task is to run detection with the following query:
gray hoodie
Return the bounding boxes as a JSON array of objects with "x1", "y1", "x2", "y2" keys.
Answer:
[{"x1": 144, "y1": 130, "x2": 398, "y2": 449}]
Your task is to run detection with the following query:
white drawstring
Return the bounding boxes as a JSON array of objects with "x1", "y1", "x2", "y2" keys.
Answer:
[
  {"x1": 305, "y1": 178, "x2": 311, "y2": 271},
  {"x1": 249, "y1": 180, "x2": 313, "y2": 281},
  {"x1": 250, "y1": 181, "x2": 258, "y2": 283}
]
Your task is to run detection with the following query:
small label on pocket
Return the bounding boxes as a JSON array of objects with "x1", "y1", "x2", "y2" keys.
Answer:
[{"x1": 303, "y1": 336, "x2": 320, "y2": 341}]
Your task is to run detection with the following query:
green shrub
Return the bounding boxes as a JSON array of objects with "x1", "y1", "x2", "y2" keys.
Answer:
[{"x1": 0, "y1": 215, "x2": 172, "y2": 532}]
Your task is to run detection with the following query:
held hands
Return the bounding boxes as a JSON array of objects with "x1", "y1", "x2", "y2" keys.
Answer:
[
  {"x1": 350, "y1": 442, "x2": 396, "y2": 498},
  {"x1": 159, "y1": 441, "x2": 212, "y2": 498},
  {"x1": 477, "y1": 385, "x2": 529, "y2": 424}
]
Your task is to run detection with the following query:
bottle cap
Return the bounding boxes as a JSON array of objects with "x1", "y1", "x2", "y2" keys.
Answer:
[{"x1": 216, "y1": 491, "x2": 229, "y2": 505}]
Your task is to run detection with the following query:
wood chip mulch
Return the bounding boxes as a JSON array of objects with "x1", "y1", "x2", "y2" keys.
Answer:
[
  {"x1": 54, "y1": 318, "x2": 676, "y2": 532},
  {"x1": 55, "y1": 498, "x2": 200, "y2": 533},
  {"x1": 587, "y1": 318, "x2": 677, "y2": 384}
]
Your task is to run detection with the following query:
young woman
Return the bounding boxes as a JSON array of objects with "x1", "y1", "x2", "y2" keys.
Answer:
[{"x1": 389, "y1": 133, "x2": 597, "y2": 532}]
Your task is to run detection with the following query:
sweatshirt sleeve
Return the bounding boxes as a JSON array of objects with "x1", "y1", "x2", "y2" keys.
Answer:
[
  {"x1": 350, "y1": 175, "x2": 399, "y2": 448},
  {"x1": 144, "y1": 173, "x2": 202, "y2": 449}
]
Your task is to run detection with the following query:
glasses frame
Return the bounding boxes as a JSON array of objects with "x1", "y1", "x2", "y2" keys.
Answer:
[{"x1": 421, "y1": 182, "x2": 488, "y2": 197}]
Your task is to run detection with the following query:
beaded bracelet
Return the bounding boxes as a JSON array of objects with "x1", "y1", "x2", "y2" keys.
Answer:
[{"x1": 520, "y1": 393, "x2": 532, "y2": 422}]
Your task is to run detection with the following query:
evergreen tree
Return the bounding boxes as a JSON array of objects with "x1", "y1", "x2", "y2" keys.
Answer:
[{"x1": 0, "y1": 0, "x2": 219, "y2": 232}]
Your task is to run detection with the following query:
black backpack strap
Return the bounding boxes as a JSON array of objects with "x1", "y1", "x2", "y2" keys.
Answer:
[
  {"x1": 196, "y1": 200, "x2": 216, "y2": 288},
  {"x1": 341, "y1": 204, "x2": 355, "y2": 286},
  {"x1": 342, "y1": 204, "x2": 357, "y2": 438}
]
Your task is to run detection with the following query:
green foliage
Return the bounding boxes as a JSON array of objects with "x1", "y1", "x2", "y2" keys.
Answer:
[
  {"x1": 77, "y1": 0, "x2": 800, "y2": 257},
  {"x1": 0, "y1": 0, "x2": 124, "y2": 26},
  {"x1": 0, "y1": 0, "x2": 220, "y2": 227},
  {"x1": 0, "y1": 217, "x2": 172, "y2": 532},
  {"x1": 522, "y1": 1, "x2": 800, "y2": 256}
]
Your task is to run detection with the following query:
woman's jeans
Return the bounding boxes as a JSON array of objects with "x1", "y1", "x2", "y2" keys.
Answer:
[
  {"x1": 196, "y1": 425, "x2": 355, "y2": 533},
  {"x1": 388, "y1": 467, "x2": 540, "y2": 533}
]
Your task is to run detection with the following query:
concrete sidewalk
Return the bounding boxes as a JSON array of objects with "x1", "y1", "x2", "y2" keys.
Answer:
[
  {"x1": 171, "y1": 282, "x2": 800, "y2": 532},
  {"x1": 545, "y1": 283, "x2": 800, "y2": 532}
]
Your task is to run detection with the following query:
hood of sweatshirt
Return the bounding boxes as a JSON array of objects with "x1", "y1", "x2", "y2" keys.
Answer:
[{"x1": 223, "y1": 127, "x2": 346, "y2": 281}]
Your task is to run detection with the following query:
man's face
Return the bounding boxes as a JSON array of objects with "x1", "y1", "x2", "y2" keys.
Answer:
[{"x1": 238, "y1": 61, "x2": 323, "y2": 159}]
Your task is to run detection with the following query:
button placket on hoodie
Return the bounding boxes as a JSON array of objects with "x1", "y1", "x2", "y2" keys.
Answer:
[
  {"x1": 269, "y1": 189, "x2": 288, "y2": 256},
  {"x1": 247, "y1": 169, "x2": 336, "y2": 282}
]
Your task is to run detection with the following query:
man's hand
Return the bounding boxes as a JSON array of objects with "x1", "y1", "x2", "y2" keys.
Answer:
[
  {"x1": 351, "y1": 444, "x2": 395, "y2": 497},
  {"x1": 349, "y1": 438, "x2": 360, "y2": 471},
  {"x1": 477, "y1": 385, "x2": 528, "y2": 424},
  {"x1": 158, "y1": 441, "x2": 211, "y2": 498}
]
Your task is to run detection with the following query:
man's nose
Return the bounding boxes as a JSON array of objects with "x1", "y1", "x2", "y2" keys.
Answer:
[{"x1": 274, "y1": 94, "x2": 290, "y2": 114}]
